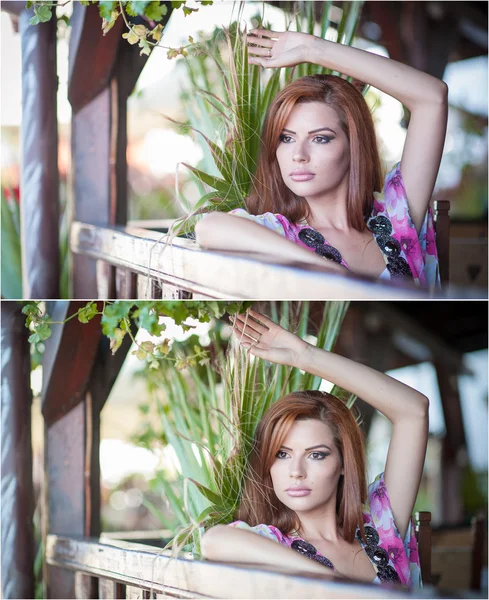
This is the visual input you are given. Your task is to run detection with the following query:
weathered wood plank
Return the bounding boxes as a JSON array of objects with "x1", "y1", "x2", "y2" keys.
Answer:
[
  {"x1": 46, "y1": 535, "x2": 448, "y2": 599},
  {"x1": 72, "y1": 223, "x2": 466, "y2": 300},
  {"x1": 75, "y1": 572, "x2": 98, "y2": 599},
  {"x1": 99, "y1": 578, "x2": 126, "y2": 599}
]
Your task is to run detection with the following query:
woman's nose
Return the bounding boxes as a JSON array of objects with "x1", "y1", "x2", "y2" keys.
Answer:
[
  {"x1": 289, "y1": 459, "x2": 306, "y2": 479},
  {"x1": 293, "y1": 142, "x2": 309, "y2": 163}
]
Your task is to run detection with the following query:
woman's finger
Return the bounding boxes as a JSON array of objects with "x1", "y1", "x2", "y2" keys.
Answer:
[
  {"x1": 234, "y1": 312, "x2": 269, "y2": 335},
  {"x1": 247, "y1": 46, "x2": 274, "y2": 58},
  {"x1": 246, "y1": 34, "x2": 274, "y2": 48},
  {"x1": 246, "y1": 309, "x2": 276, "y2": 329},
  {"x1": 248, "y1": 28, "x2": 281, "y2": 40},
  {"x1": 232, "y1": 324, "x2": 266, "y2": 347}
]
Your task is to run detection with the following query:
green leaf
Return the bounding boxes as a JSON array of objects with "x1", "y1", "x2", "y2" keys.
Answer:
[
  {"x1": 109, "y1": 328, "x2": 126, "y2": 354},
  {"x1": 77, "y1": 301, "x2": 99, "y2": 323},
  {"x1": 122, "y1": 30, "x2": 139, "y2": 45},
  {"x1": 137, "y1": 304, "x2": 166, "y2": 336},
  {"x1": 36, "y1": 5, "x2": 52, "y2": 23},
  {"x1": 101, "y1": 302, "x2": 132, "y2": 337},
  {"x1": 188, "y1": 478, "x2": 222, "y2": 506},
  {"x1": 144, "y1": 1, "x2": 168, "y2": 21},
  {"x1": 98, "y1": 1, "x2": 117, "y2": 20}
]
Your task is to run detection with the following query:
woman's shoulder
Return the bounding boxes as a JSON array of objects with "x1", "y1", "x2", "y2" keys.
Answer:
[
  {"x1": 229, "y1": 208, "x2": 297, "y2": 238},
  {"x1": 228, "y1": 520, "x2": 288, "y2": 544}
]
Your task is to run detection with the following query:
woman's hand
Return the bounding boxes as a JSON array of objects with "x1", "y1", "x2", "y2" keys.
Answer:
[
  {"x1": 247, "y1": 29, "x2": 317, "y2": 69},
  {"x1": 231, "y1": 309, "x2": 310, "y2": 367}
]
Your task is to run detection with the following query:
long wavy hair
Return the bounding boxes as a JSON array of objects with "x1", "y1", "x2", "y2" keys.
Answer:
[
  {"x1": 236, "y1": 390, "x2": 367, "y2": 544},
  {"x1": 247, "y1": 75, "x2": 383, "y2": 231}
]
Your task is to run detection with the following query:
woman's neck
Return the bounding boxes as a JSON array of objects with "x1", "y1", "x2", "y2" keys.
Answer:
[
  {"x1": 304, "y1": 181, "x2": 351, "y2": 232},
  {"x1": 295, "y1": 502, "x2": 341, "y2": 543}
]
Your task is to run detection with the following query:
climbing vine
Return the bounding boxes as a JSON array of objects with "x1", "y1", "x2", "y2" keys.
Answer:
[
  {"x1": 22, "y1": 300, "x2": 252, "y2": 370},
  {"x1": 25, "y1": 0, "x2": 213, "y2": 58}
]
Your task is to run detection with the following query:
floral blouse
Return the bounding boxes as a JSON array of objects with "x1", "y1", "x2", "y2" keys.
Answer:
[
  {"x1": 229, "y1": 472, "x2": 422, "y2": 589},
  {"x1": 230, "y1": 163, "x2": 439, "y2": 292}
]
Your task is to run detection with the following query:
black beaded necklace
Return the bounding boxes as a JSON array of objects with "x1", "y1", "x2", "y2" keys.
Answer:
[
  {"x1": 290, "y1": 525, "x2": 401, "y2": 584},
  {"x1": 297, "y1": 216, "x2": 413, "y2": 280}
]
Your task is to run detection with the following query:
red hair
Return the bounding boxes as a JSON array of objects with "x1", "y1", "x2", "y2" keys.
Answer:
[
  {"x1": 247, "y1": 75, "x2": 383, "y2": 231},
  {"x1": 236, "y1": 390, "x2": 367, "y2": 544}
]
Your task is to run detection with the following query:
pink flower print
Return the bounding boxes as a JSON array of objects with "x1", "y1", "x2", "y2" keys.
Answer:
[
  {"x1": 384, "y1": 170, "x2": 406, "y2": 211},
  {"x1": 388, "y1": 545, "x2": 404, "y2": 566}
]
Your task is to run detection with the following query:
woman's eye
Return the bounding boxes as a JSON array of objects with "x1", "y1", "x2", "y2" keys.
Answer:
[
  {"x1": 279, "y1": 134, "x2": 293, "y2": 143},
  {"x1": 313, "y1": 136, "x2": 333, "y2": 144},
  {"x1": 310, "y1": 452, "x2": 327, "y2": 460},
  {"x1": 276, "y1": 450, "x2": 289, "y2": 459}
]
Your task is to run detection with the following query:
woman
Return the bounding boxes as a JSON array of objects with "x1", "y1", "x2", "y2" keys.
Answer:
[
  {"x1": 201, "y1": 310, "x2": 429, "y2": 588},
  {"x1": 195, "y1": 29, "x2": 448, "y2": 290}
]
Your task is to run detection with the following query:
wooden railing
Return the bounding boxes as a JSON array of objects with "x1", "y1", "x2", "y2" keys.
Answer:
[
  {"x1": 46, "y1": 534, "x2": 447, "y2": 600},
  {"x1": 71, "y1": 222, "x2": 481, "y2": 301}
]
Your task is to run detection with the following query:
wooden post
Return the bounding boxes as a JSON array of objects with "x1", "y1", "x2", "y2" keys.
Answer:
[
  {"x1": 18, "y1": 7, "x2": 60, "y2": 297},
  {"x1": 434, "y1": 361, "x2": 466, "y2": 524},
  {"x1": 42, "y1": 301, "x2": 135, "y2": 597},
  {"x1": 1, "y1": 302, "x2": 35, "y2": 599},
  {"x1": 68, "y1": 3, "x2": 170, "y2": 298}
]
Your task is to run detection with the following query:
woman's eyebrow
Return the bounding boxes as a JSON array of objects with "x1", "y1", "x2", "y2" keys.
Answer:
[
  {"x1": 282, "y1": 127, "x2": 336, "y2": 135},
  {"x1": 280, "y1": 444, "x2": 332, "y2": 451}
]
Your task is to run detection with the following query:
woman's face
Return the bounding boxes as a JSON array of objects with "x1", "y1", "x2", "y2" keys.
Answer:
[
  {"x1": 269, "y1": 418, "x2": 343, "y2": 516},
  {"x1": 275, "y1": 101, "x2": 350, "y2": 202}
]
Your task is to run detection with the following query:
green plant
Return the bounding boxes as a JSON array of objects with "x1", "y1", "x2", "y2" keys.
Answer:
[
  {"x1": 25, "y1": 0, "x2": 212, "y2": 58},
  {"x1": 132, "y1": 301, "x2": 354, "y2": 555},
  {"x1": 1, "y1": 187, "x2": 22, "y2": 298},
  {"x1": 171, "y1": 1, "x2": 365, "y2": 233},
  {"x1": 1, "y1": 186, "x2": 70, "y2": 300}
]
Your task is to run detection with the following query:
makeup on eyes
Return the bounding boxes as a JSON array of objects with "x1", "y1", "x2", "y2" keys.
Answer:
[{"x1": 276, "y1": 444, "x2": 332, "y2": 459}]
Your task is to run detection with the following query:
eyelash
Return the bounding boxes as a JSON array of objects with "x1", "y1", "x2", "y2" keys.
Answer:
[
  {"x1": 279, "y1": 134, "x2": 333, "y2": 144},
  {"x1": 276, "y1": 450, "x2": 328, "y2": 460}
]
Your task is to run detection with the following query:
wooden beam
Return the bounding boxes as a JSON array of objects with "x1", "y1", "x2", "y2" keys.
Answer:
[
  {"x1": 18, "y1": 9, "x2": 60, "y2": 298},
  {"x1": 1, "y1": 302, "x2": 35, "y2": 600},
  {"x1": 46, "y1": 535, "x2": 421, "y2": 599},
  {"x1": 68, "y1": 3, "x2": 124, "y2": 114},
  {"x1": 41, "y1": 302, "x2": 103, "y2": 427}
]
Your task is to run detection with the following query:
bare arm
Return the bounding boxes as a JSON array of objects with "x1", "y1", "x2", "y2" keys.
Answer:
[
  {"x1": 195, "y1": 212, "x2": 347, "y2": 274},
  {"x1": 248, "y1": 30, "x2": 448, "y2": 233},
  {"x1": 201, "y1": 524, "x2": 337, "y2": 578},
  {"x1": 233, "y1": 310, "x2": 429, "y2": 540}
]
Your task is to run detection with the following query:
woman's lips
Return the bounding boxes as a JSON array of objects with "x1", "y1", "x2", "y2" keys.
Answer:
[
  {"x1": 290, "y1": 173, "x2": 315, "y2": 182},
  {"x1": 286, "y1": 488, "x2": 312, "y2": 497}
]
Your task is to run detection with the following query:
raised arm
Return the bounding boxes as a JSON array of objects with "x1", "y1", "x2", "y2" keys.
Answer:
[
  {"x1": 248, "y1": 30, "x2": 448, "y2": 233},
  {"x1": 201, "y1": 524, "x2": 338, "y2": 578},
  {"x1": 195, "y1": 212, "x2": 347, "y2": 274},
  {"x1": 233, "y1": 309, "x2": 429, "y2": 539}
]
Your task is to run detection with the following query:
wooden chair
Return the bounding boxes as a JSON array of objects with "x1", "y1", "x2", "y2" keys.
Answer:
[
  {"x1": 434, "y1": 200, "x2": 450, "y2": 284},
  {"x1": 415, "y1": 510, "x2": 487, "y2": 590},
  {"x1": 415, "y1": 511, "x2": 432, "y2": 585}
]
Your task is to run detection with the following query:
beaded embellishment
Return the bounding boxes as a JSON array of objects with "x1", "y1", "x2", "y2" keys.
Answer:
[
  {"x1": 297, "y1": 216, "x2": 413, "y2": 281},
  {"x1": 289, "y1": 525, "x2": 401, "y2": 584},
  {"x1": 290, "y1": 539, "x2": 334, "y2": 569}
]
